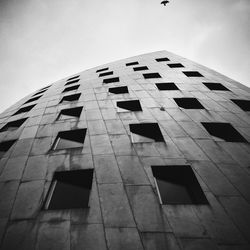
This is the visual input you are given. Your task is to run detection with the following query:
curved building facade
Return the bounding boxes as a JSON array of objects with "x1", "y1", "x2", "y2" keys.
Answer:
[{"x1": 0, "y1": 51, "x2": 250, "y2": 249}]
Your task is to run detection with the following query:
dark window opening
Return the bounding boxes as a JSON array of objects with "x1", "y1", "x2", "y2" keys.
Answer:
[
  {"x1": 67, "y1": 75, "x2": 80, "y2": 81},
  {"x1": 103, "y1": 77, "x2": 119, "y2": 84},
  {"x1": 39, "y1": 85, "x2": 51, "y2": 91},
  {"x1": 129, "y1": 123, "x2": 165, "y2": 143},
  {"x1": 57, "y1": 107, "x2": 83, "y2": 120},
  {"x1": 231, "y1": 99, "x2": 250, "y2": 111},
  {"x1": 13, "y1": 104, "x2": 35, "y2": 116},
  {"x1": 24, "y1": 95, "x2": 42, "y2": 104},
  {"x1": 52, "y1": 129, "x2": 87, "y2": 150},
  {"x1": 43, "y1": 169, "x2": 93, "y2": 210},
  {"x1": 151, "y1": 165, "x2": 208, "y2": 205},
  {"x1": 143, "y1": 73, "x2": 162, "y2": 79},
  {"x1": 62, "y1": 85, "x2": 79, "y2": 93},
  {"x1": 168, "y1": 63, "x2": 184, "y2": 68},
  {"x1": 203, "y1": 82, "x2": 230, "y2": 91},
  {"x1": 109, "y1": 86, "x2": 129, "y2": 94},
  {"x1": 96, "y1": 67, "x2": 109, "y2": 73},
  {"x1": 155, "y1": 82, "x2": 179, "y2": 91},
  {"x1": 201, "y1": 122, "x2": 247, "y2": 142},
  {"x1": 117, "y1": 100, "x2": 142, "y2": 112},
  {"x1": 0, "y1": 118, "x2": 27, "y2": 132},
  {"x1": 126, "y1": 61, "x2": 139, "y2": 66},
  {"x1": 0, "y1": 140, "x2": 17, "y2": 158},
  {"x1": 133, "y1": 66, "x2": 148, "y2": 71},
  {"x1": 99, "y1": 71, "x2": 113, "y2": 77},
  {"x1": 32, "y1": 89, "x2": 47, "y2": 97},
  {"x1": 65, "y1": 79, "x2": 80, "y2": 85},
  {"x1": 156, "y1": 57, "x2": 170, "y2": 62},
  {"x1": 59, "y1": 93, "x2": 81, "y2": 103},
  {"x1": 183, "y1": 71, "x2": 203, "y2": 77},
  {"x1": 174, "y1": 98, "x2": 205, "y2": 109}
]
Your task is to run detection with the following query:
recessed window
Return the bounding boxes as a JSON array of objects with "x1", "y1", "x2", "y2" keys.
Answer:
[
  {"x1": 126, "y1": 61, "x2": 139, "y2": 66},
  {"x1": 65, "y1": 79, "x2": 80, "y2": 86},
  {"x1": 155, "y1": 82, "x2": 179, "y2": 91},
  {"x1": 43, "y1": 169, "x2": 94, "y2": 210},
  {"x1": 67, "y1": 75, "x2": 80, "y2": 81},
  {"x1": 62, "y1": 85, "x2": 79, "y2": 93},
  {"x1": 96, "y1": 67, "x2": 109, "y2": 73},
  {"x1": 151, "y1": 165, "x2": 208, "y2": 205},
  {"x1": 203, "y1": 82, "x2": 230, "y2": 91},
  {"x1": 156, "y1": 57, "x2": 170, "y2": 62},
  {"x1": 109, "y1": 86, "x2": 129, "y2": 94},
  {"x1": 133, "y1": 66, "x2": 148, "y2": 71},
  {"x1": 57, "y1": 107, "x2": 83, "y2": 120},
  {"x1": 231, "y1": 99, "x2": 250, "y2": 111},
  {"x1": 0, "y1": 140, "x2": 17, "y2": 158},
  {"x1": 168, "y1": 63, "x2": 184, "y2": 68},
  {"x1": 99, "y1": 71, "x2": 113, "y2": 77},
  {"x1": 39, "y1": 85, "x2": 51, "y2": 91},
  {"x1": 103, "y1": 77, "x2": 119, "y2": 84},
  {"x1": 0, "y1": 118, "x2": 27, "y2": 132},
  {"x1": 201, "y1": 122, "x2": 247, "y2": 142},
  {"x1": 143, "y1": 73, "x2": 161, "y2": 79},
  {"x1": 59, "y1": 93, "x2": 81, "y2": 103},
  {"x1": 32, "y1": 89, "x2": 47, "y2": 97},
  {"x1": 52, "y1": 129, "x2": 87, "y2": 150},
  {"x1": 174, "y1": 98, "x2": 204, "y2": 109},
  {"x1": 129, "y1": 123, "x2": 164, "y2": 143},
  {"x1": 117, "y1": 100, "x2": 142, "y2": 112},
  {"x1": 23, "y1": 95, "x2": 42, "y2": 104},
  {"x1": 183, "y1": 71, "x2": 203, "y2": 77},
  {"x1": 13, "y1": 104, "x2": 36, "y2": 116}
]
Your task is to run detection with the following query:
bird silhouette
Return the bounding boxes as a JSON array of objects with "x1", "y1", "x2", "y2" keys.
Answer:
[{"x1": 161, "y1": 0, "x2": 169, "y2": 6}]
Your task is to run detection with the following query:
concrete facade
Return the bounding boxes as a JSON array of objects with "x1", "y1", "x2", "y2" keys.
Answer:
[{"x1": 0, "y1": 51, "x2": 250, "y2": 249}]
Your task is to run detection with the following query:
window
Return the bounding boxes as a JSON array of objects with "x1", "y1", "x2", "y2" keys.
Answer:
[
  {"x1": 201, "y1": 122, "x2": 247, "y2": 142},
  {"x1": 231, "y1": 99, "x2": 250, "y2": 111},
  {"x1": 183, "y1": 71, "x2": 203, "y2": 77},
  {"x1": 143, "y1": 73, "x2": 161, "y2": 79},
  {"x1": 168, "y1": 63, "x2": 184, "y2": 68},
  {"x1": 52, "y1": 129, "x2": 87, "y2": 150},
  {"x1": 99, "y1": 71, "x2": 113, "y2": 77},
  {"x1": 129, "y1": 123, "x2": 164, "y2": 143},
  {"x1": 57, "y1": 107, "x2": 83, "y2": 120},
  {"x1": 0, "y1": 118, "x2": 27, "y2": 132},
  {"x1": 23, "y1": 95, "x2": 42, "y2": 104},
  {"x1": 39, "y1": 85, "x2": 51, "y2": 91},
  {"x1": 0, "y1": 140, "x2": 17, "y2": 158},
  {"x1": 203, "y1": 82, "x2": 230, "y2": 91},
  {"x1": 67, "y1": 75, "x2": 80, "y2": 81},
  {"x1": 156, "y1": 57, "x2": 170, "y2": 62},
  {"x1": 59, "y1": 93, "x2": 81, "y2": 103},
  {"x1": 65, "y1": 79, "x2": 80, "y2": 86},
  {"x1": 96, "y1": 67, "x2": 109, "y2": 73},
  {"x1": 43, "y1": 169, "x2": 94, "y2": 210},
  {"x1": 174, "y1": 98, "x2": 204, "y2": 109},
  {"x1": 62, "y1": 85, "x2": 79, "y2": 93},
  {"x1": 103, "y1": 77, "x2": 119, "y2": 84},
  {"x1": 151, "y1": 165, "x2": 208, "y2": 205},
  {"x1": 155, "y1": 82, "x2": 179, "y2": 91},
  {"x1": 126, "y1": 61, "x2": 139, "y2": 66},
  {"x1": 117, "y1": 100, "x2": 142, "y2": 112},
  {"x1": 13, "y1": 104, "x2": 35, "y2": 116},
  {"x1": 109, "y1": 86, "x2": 129, "y2": 94},
  {"x1": 32, "y1": 89, "x2": 47, "y2": 97},
  {"x1": 133, "y1": 66, "x2": 148, "y2": 71}
]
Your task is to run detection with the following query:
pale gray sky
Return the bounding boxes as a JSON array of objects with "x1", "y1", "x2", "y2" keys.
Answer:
[{"x1": 0, "y1": 0, "x2": 249, "y2": 113}]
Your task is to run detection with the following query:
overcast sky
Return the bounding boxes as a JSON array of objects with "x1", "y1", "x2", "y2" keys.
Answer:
[{"x1": 0, "y1": 0, "x2": 249, "y2": 113}]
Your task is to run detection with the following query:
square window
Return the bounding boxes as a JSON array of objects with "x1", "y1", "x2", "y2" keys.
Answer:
[
  {"x1": 23, "y1": 95, "x2": 42, "y2": 105},
  {"x1": 96, "y1": 67, "x2": 109, "y2": 73},
  {"x1": 203, "y1": 82, "x2": 230, "y2": 91},
  {"x1": 62, "y1": 85, "x2": 79, "y2": 93},
  {"x1": 65, "y1": 79, "x2": 80, "y2": 86},
  {"x1": 174, "y1": 98, "x2": 204, "y2": 109},
  {"x1": 99, "y1": 71, "x2": 113, "y2": 77},
  {"x1": 0, "y1": 140, "x2": 17, "y2": 158},
  {"x1": 201, "y1": 122, "x2": 247, "y2": 142},
  {"x1": 57, "y1": 107, "x2": 83, "y2": 120},
  {"x1": 155, "y1": 82, "x2": 179, "y2": 91},
  {"x1": 168, "y1": 63, "x2": 184, "y2": 68},
  {"x1": 183, "y1": 71, "x2": 203, "y2": 77},
  {"x1": 0, "y1": 118, "x2": 27, "y2": 132},
  {"x1": 13, "y1": 104, "x2": 36, "y2": 116},
  {"x1": 143, "y1": 73, "x2": 162, "y2": 79},
  {"x1": 109, "y1": 86, "x2": 129, "y2": 94},
  {"x1": 126, "y1": 61, "x2": 139, "y2": 66},
  {"x1": 67, "y1": 75, "x2": 80, "y2": 81},
  {"x1": 43, "y1": 169, "x2": 94, "y2": 210},
  {"x1": 59, "y1": 93, "x2": 81, "y2": 103},
  {"x1": 129, "y1": 123, "x2": 164, "y2": 143},
  {"x1": 151, "y1": 165, "x2": 209, "y2": 205},
  {"x1": 156, "y1": 57, "x2": 170, "y2": 62},
  {"x1": 117, "y1": 100, "x2": 142, "y2": 112},
  {"x1": 103, "y1": 77, "x2": 119, "y2": 84},
  {"x1": 133, "y1": 66, "x2": 148, "y2": 71},
  {"x1": 52, "y1": 129, "x2": 87, "y2": 150},
  {"x1": 231, "y1": 99, "x2": 250, "y2": 111}
]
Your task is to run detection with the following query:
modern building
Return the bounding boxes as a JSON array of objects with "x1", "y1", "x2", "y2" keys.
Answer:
[{"x1": 0, "y1": 51, "x2": 250, "y2": 250}]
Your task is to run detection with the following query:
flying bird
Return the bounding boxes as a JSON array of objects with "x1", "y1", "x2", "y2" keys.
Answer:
[{"x1": 161, "y1": 0, "x2": 169, "y2": 6}]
